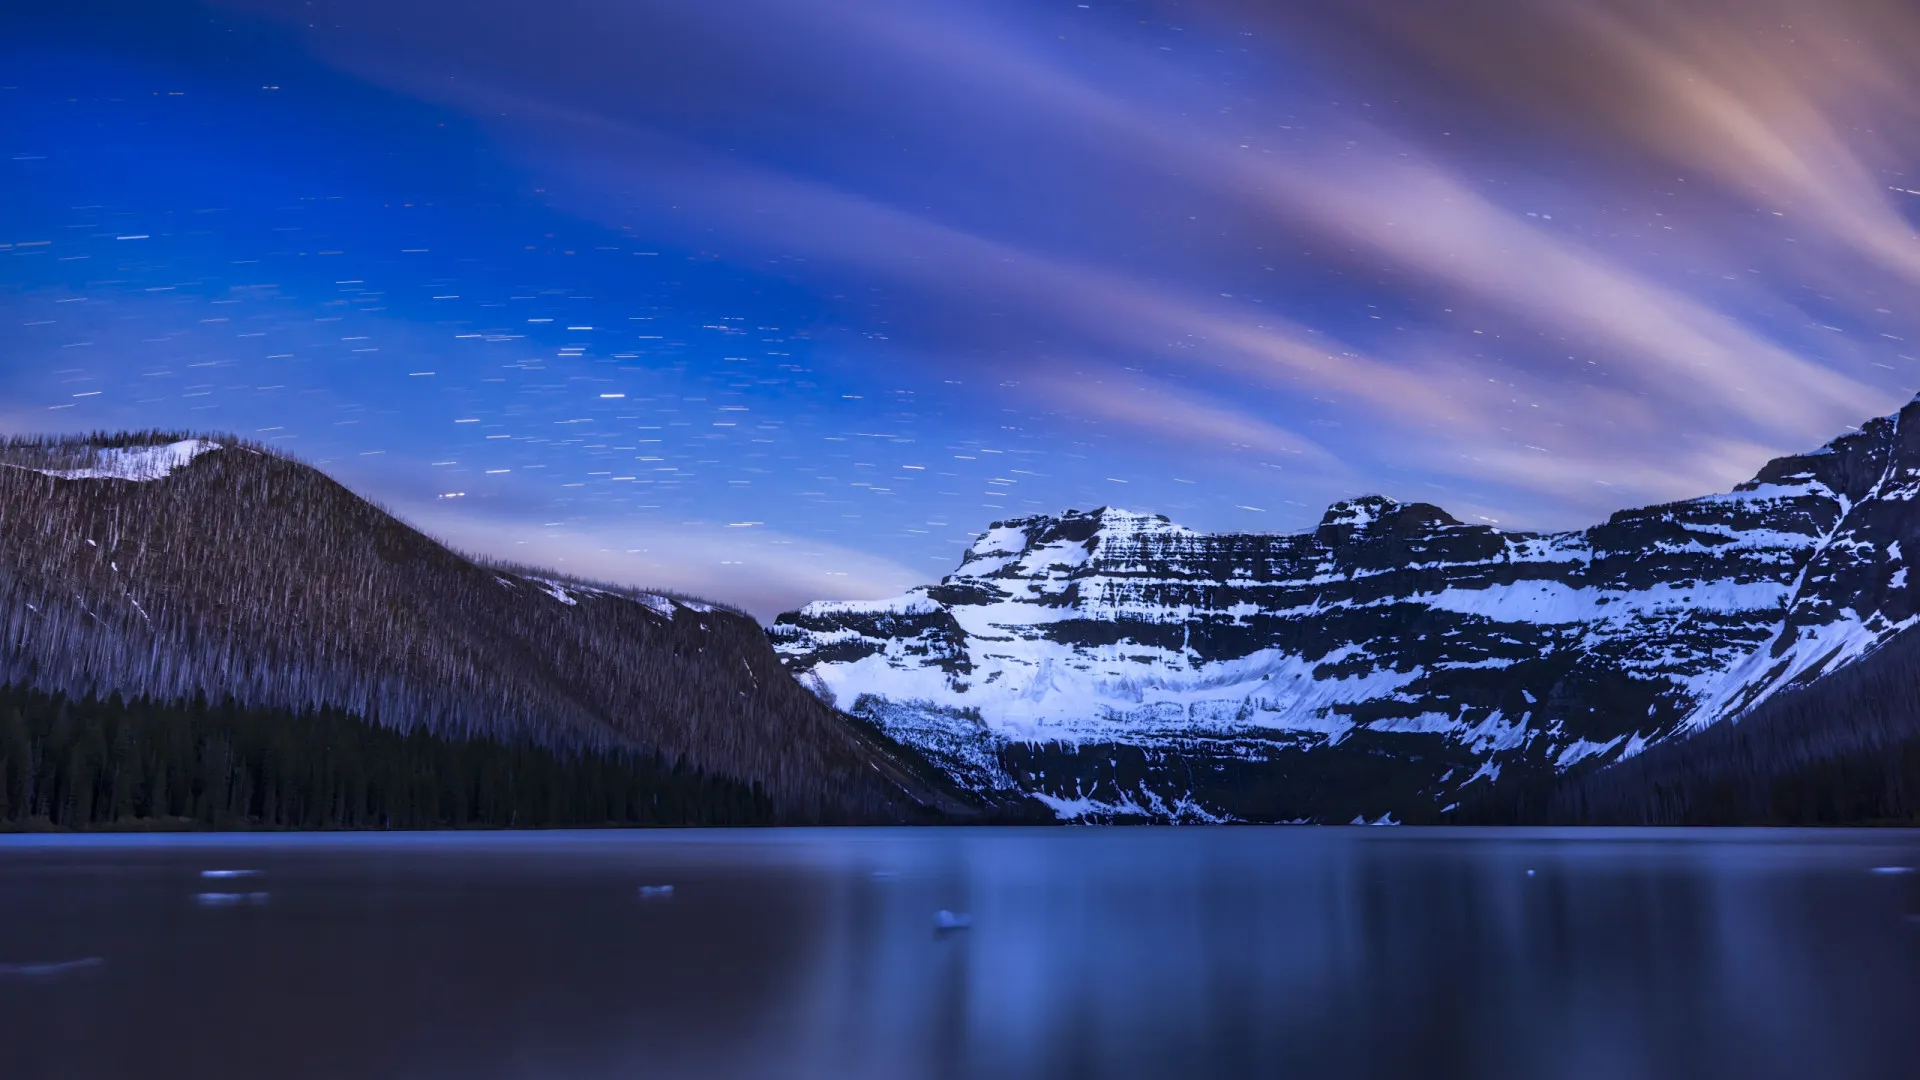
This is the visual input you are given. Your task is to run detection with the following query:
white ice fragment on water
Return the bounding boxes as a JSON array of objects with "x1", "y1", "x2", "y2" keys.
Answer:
[
  {"x1": 200, "y1": 869, "x2": 259, "y2": 879},
  {"x1": 196, "y1": 892, "x2": 269, "y2": 906},
  {"x1": 0, "y1": 957, "x2": 104, "y2": 977},
  {"x1": 934, "y1": 910, "x2": 972, "y2": 930},
  {"x1": 1526, "y1": 869, "x2": 1536, "y2": 877},
  {"x1": 637, "y1": 885, "x2": 675, "y2": 898},
  {"x1": 1869, "y1": 866, "x2": 1914, "y2": 875},
  {"x1": 15, "y1": 439, "x2": 221, "y2": 482}
]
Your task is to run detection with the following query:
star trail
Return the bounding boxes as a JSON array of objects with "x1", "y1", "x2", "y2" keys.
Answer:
[{"x1": 5, "y1": 0, "x2": 1920, "y2": 615}]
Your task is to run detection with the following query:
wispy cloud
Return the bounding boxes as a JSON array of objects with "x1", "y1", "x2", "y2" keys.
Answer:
[
  {"x1": 214, "y1": 0, "x2": 1920, "y2": 535},
  {"x1": 401, "y1": 502, "x2": 923, "y2": 622}
]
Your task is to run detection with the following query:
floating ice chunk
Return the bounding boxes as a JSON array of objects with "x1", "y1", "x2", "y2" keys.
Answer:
[
  {"x1": 196, "y1": 892, "x2": 269, "y2": 906},
  {"x1": 200, "y1": 869, "x2": 259, "y2": 879},
  {"x1": 637, "y1": 885, "x2": 675, "y2": 898},
  {"x1": 0, "y1": 957, "x2": 103, "y2": 977},
  {"x1": 1526, "y1": 869, "x2": 1536, "y2": 877},
  {"x1": 1869, "y1": 866, "x2": 1914, "y2": 875},
  {"x1": 934, "y1": 910, "x2": 972, "y2": 930}
]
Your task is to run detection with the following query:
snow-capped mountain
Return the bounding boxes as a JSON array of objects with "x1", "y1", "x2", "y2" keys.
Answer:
[{"x1": 772, "y1": 398, "x2": 1920, "y2": 823}]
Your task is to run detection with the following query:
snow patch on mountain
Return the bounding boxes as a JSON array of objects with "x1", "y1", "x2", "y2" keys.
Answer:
[
  {"x1": 775, "y1": 400, "x2": 1920, "y2": 821},
  {"x1": 11, "y1": 440, "x2": 221, "y2": 482}
]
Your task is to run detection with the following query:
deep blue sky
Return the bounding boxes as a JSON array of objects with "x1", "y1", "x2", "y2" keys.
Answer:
[{"x1": 6, "y1": 0, "x2": 1920, "y2": 615}]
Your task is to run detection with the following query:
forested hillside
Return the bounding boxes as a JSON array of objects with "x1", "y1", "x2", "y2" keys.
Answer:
[
  {"x1": 0, "y1": 685, "x2": 771, "y2": 830},
  {"x1": 0, "y1": 433, "x2": 968, "y2": 824},
  {"x1": 1464, "y1": 624, "x2": 1920, "y2": 826}
]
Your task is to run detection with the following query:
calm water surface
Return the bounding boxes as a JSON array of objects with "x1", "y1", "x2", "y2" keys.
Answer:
[{"x1": 2, "y1": 828, "x2": 1918, "y2": 1079}]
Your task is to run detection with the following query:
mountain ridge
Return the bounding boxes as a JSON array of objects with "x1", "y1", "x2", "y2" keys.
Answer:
[{"x1": 772, "y1": 396, "x2": 1920, "y2": 822}]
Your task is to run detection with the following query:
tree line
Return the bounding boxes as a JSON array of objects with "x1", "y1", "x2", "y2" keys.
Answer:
[
  {"x1": 0, "y1": 433, "x2": 962, "y2": 823},
  {"x1": 0, "y1": 684, "x2": 772, "y2": 830},
  {"x1": 1461, "y1": 624, "x2": 1920, "y2": 826}
]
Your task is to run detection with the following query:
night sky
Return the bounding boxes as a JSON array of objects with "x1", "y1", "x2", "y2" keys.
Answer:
[{"x1": 6, "y1": 1, "x2": 1920, "y2": 617}]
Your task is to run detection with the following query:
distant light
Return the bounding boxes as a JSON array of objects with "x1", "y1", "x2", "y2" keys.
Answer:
[
  {"x1": 409, "y1": 371, "x2": 435, "y2": 376},
  {"x1": 115, "y1": 235, "x2": 148, "y2": 240},
  {"x1": 455, "y1": 418, "x2": 479, "y2": 423},
  {"x1": 567, "y1": 326, "x2": 593, "y2": 330},
  {"x1": 599, "y1": 393, "x2": 624, "y2": 398}
]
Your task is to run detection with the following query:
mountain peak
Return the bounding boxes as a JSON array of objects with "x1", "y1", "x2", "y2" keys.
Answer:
[
  {"x1": 1314, "y1": 494, "x2": 1460, "y2": 545},
  {"x1": 963, "y1": 507, "x2": 1189, "y2": 560}
]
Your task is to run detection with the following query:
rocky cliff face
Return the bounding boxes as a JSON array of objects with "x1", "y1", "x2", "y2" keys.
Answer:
[{"x1": 771, "y1": 399, "x2": 1920, "y2": 822}]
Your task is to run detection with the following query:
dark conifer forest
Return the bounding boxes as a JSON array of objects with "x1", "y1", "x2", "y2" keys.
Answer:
[
  {"x1": 0, "y1": 684, "x2": 771, "y2": 829},
  {"x1": 1464, "y1": 624, "x2": 1920, "y2": 826},
  {"x1": 0, "y1": 434, "x2": 970, "y2": 825}
]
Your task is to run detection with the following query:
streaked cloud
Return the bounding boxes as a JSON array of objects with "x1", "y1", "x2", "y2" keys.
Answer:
[
  {"x1": 401, "y1": 502, "x2": 923, "y2": 622},
  {"x1": 15, "y1": 0, "x2": 1920, "y2": 615}
]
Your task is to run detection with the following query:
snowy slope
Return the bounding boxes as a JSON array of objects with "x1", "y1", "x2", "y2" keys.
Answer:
[
  {"x1": 5, "y1": 439, "x2": 221, "y2": 482},
  {"x1": 773, "y1": 399, "x2": 1920, "y2": 822}
]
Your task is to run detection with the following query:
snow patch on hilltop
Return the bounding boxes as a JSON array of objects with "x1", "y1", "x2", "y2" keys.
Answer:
[{"x1": 13, "y1": 440, "x2": 221, "y2": 482}]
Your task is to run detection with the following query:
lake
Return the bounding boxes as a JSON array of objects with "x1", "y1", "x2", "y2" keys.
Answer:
[{"x1": 2, "y1": 828, "x2": 1918, "y2": 1079}]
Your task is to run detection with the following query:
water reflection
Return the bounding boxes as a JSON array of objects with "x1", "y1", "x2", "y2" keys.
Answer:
[{"x1": 1, "y1": 829, "x2": 1916, "y2": 1079}]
